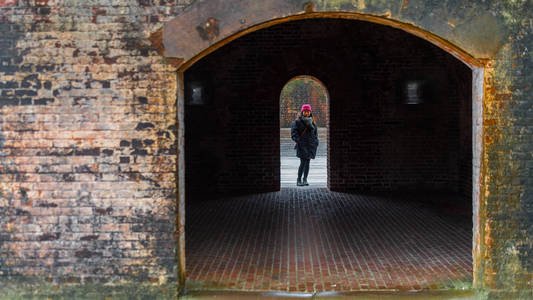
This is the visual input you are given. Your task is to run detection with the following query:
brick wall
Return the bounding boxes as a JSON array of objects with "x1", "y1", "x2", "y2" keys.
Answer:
[
  {"x1": 0, "y1": 0, "x2": 191, "y2": 295},
  {"x1": 184, "y1": 18, "x2": 472, "y2": 204},
  {"x1": 1, "y1": 0, "x2": 530, "y2": 298}
]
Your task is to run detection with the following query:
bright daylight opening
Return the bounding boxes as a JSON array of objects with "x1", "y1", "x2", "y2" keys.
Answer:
[{"x1": 280, "y1": 76, "x2": 328, "y2": 188}]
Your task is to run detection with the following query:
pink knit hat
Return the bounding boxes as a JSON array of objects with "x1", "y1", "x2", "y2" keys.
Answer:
[{"x1": 301, "y1": 104, "x2": 312, "y2": 112}]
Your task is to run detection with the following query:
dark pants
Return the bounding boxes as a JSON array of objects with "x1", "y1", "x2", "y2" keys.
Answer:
[{"x1": 298, "y1": 158, "x2": 310, "y2": 181}]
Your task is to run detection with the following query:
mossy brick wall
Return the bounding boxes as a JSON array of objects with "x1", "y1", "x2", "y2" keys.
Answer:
[
  {"x1": 184, "y1": 18, "x2": 472, "y2": 201},
  {"x1": 0, "y1": 0, "x2": 194, "y2": 297}
]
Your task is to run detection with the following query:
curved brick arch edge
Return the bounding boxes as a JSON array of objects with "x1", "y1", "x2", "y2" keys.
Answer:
[
  {"x1": 163, "y1": 7, "x2": 488, "y2": 296},
  {"x1": 280, "y1": 75, "x2": 330, "y2": 128},
  {"x1": 281, "y1": 75, "x2": 330, "y2": 100},
  {"x1": 162, "y1": 10, "x2": 484, "y2": 71}
]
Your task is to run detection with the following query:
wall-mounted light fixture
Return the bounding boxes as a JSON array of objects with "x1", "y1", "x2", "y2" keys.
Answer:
[
  {"x1": 404, "y1": 80, "x2": 425, "y2": 104},
  {"x1": 399, "y1": 78, "x2": 435, "y2": 105},
  {"x1": 186, "y1": 81, "x2": 210, "y2": 105}
]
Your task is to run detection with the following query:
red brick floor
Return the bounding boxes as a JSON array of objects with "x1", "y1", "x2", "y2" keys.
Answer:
[{"x1": 185, "y1": 188, "x2": 472, "y2": 292}]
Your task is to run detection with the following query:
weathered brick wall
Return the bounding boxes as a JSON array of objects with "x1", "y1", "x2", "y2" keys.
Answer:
[
  {"x1": 1, "y1": 0, "x2": 531, "y2": 298},
  {"x1": 184, "y1": 18, "x2": 471, "y2": 202},
  {"x1": 0, "y1": 0, "x2": 192, "y2": 296},
  {"x1": 478, "y1": 3, "x2": 533, "y2": 297}
]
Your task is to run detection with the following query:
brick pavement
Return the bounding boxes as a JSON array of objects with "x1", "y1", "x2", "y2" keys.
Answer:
[{"x1": 185, "y1": 188, "x2": 472, "y2": 292}]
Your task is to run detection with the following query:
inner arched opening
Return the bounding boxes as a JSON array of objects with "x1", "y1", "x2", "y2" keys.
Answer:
[
  {"x1": 280, "y1": 76, "x2": 329, "y2": 187},
  {"x1": 184, "y1": 17, "x2": 473, "y2": 292}
]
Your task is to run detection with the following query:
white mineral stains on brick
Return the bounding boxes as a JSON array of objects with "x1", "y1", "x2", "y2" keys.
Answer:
[{"x1": 0, "y1": 0, "x2": 188, "y2": 284}]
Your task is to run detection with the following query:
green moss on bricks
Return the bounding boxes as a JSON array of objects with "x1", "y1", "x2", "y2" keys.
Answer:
[{"x1": 0, "y1": 277, "x2": 178, "y2": 300}]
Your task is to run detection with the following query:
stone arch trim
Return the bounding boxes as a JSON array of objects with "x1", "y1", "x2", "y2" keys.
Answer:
[{"x1": 161, "y1": 2, "x2": 485, "y2": 71}]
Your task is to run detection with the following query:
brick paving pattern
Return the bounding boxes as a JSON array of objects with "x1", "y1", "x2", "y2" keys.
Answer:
[{"x1": 186, "y1": 188, "x2": 472, "y2": 292}]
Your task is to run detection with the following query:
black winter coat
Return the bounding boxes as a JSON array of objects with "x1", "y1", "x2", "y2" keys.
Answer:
[{"x1": 291, "y1": 116, "x2": 319, "y2": 159}]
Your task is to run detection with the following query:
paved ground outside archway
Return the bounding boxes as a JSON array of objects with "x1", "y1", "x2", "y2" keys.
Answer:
[{"x1": 281, "y1": 128, "x2": 327, "y2": 187}]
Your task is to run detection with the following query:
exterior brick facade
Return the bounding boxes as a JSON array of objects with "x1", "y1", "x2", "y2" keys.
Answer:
[
  {"x1": 0, "y1": 0, "x2": 531, "y2": 299},
  {"x1": 0, "y1": 0, "x2": 188, "y2": 297}
]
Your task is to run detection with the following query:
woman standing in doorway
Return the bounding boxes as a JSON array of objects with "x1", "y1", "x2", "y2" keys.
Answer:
[{"x1": 291, "y1": 104, "x2": 319, "y2": 186}]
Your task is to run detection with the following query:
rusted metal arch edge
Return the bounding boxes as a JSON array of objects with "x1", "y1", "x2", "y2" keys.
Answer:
[{"x1": 159, "y1": 11, "x2": 485, "y2": 72}]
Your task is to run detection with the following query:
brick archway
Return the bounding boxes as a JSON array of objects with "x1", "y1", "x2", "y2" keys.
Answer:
[
  {"x1": 163, "y1": 10, "x2": 486, "y2": 292},
  {"x1": 280, "y1": 75, "x2": 330, "y2": 187},
  {"x1": 279, "y1": 75, "x2": 330, "y2": 129}
]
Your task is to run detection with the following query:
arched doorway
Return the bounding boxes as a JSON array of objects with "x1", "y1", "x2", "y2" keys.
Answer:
[
  {"x1": 280, "y1": 76, "x2": 329, "y2": 187},
  {"x1": 174, "y1": 13, "x2": 479, "y2": 292}
]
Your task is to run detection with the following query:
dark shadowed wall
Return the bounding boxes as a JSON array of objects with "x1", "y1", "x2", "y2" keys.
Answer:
[{"x1": 184, "y1": 19, "x2": 472, "y2": 203}]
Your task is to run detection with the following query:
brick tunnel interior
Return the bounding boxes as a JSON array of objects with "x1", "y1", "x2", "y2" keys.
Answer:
[{"x1": 184, "y1": 18, "x2": 473, "y2": 292}]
